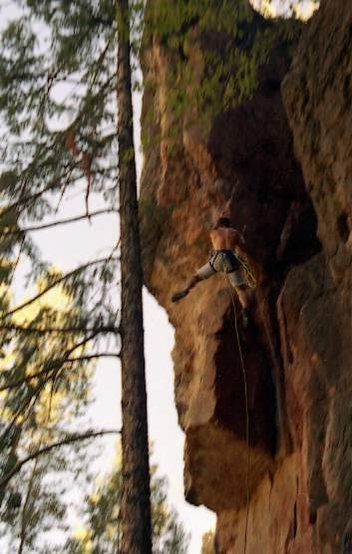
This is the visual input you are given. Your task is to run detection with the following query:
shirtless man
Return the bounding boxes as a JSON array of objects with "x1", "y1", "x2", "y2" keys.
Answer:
[{"x1": 171, "y1": 217, "x2": 252, "y2": 307}]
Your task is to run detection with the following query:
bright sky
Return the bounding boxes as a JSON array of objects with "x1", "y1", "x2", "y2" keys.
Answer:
[
  {"x1": 0, "y1": 1, "x2": 318, "y2": 552},
  {"x1": 251, "y1": 0, "x2": 318, "y2": 18}
]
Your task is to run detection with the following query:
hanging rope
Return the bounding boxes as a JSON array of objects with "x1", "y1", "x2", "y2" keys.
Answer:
[
  {"x1": 225, "y1": 279, "x2": 250, "y2": 554},
  {"x1": 237, "y1": 255, "x2": 257, "y2": 290}
]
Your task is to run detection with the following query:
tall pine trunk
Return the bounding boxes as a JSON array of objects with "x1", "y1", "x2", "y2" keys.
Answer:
[{"x1": 116, "y1": 1, "x2": 152, "y2": 552}]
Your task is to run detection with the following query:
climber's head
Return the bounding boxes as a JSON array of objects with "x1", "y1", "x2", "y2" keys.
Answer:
[{"x1": 214, "y1": 217, "x2": 232, "y2": 229}]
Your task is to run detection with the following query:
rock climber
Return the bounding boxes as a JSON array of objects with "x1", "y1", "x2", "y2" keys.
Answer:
[{"x1": 171, "y1": 217, "x2": 255, "y2": 308}]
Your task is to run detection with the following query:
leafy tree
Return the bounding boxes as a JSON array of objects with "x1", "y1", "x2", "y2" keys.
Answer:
[
  {"x1": 0, "y1": 1, "x2": 147, "y2": 551},
  {"x1": 0, "y1": 1, "x2": 152, "y2": 551},
  {"x1": 66, "y1": 454, "x2": 189, "y2": 554},
  {"x1": 0, "y1": 0, "x2": 120, "y2": 507},
  {"x1": 0, "y1": 270, "x2": 118, "y2": 552},
  {"x1": 0, "y1": 0, "x2": 122, "y2": 404}
]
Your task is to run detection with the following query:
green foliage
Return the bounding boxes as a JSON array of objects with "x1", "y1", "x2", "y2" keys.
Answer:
[
  {"x1": 65, "y1": 454, "x2": 189, "y2": 554},
  {"x1": 0, "y1": 269, "x2": 97, "y2": 552},
  {"x1": 141, "y1": 0, "x2": 302, "y2": 141},
  {"x1": 0, "y1": 2, "x2": 122, "y2": 548},
  {"x1": 0, "y1": 2, "x2": 118, "y2": 231},
  {"x1": 0, "y1": 432, "x2": 100, "y2": 553},
  {"x1": 0, "y1": 0, "x2": 303, "y2": 221}
]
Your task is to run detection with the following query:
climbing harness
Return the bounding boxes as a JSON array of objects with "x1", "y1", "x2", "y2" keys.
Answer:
[
  {"x1": 225, "y1": 278, "x2": 250, "y2": 554},
  {"x1": 209, "y1": 249, "x2": 241, "y2": 273}
]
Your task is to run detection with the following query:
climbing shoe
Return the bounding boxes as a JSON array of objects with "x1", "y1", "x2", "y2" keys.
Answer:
[{"x1": 171, "y1": 289, "x2": 189, "y2": 303}]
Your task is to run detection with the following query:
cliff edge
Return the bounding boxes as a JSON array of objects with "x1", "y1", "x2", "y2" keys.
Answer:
[{"x1": 140, "y1": 1, "x2": 351, "y2": 551}]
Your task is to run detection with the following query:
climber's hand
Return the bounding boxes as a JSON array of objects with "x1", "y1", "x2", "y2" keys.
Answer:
[{"x1": 171, "y1": 289, "x2": 189, "y2": 303}]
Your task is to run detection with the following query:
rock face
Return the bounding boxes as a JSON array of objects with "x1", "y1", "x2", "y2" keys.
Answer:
[
  {"x1": 280, "y1": 1, "x2": 352, "y2": 552},
  {"x1": 140, "y1": 1, "x2": 352, "y2": 551}
]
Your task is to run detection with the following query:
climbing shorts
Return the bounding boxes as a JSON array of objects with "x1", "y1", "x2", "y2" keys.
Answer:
[{"x1": 196, "y1": 250, "x2": 247, "y2": 287}]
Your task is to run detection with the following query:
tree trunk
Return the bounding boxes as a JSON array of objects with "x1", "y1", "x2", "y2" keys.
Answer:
[{"x1": 116, "y1": 1, "x2": 152, "y2": 553}]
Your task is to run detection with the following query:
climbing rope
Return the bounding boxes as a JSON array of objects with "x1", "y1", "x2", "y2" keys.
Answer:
[
  {"x1": 225, "y1": 279, "x2": 250, "y2": 554},
  {"x1": 237, "y1": 255, "x2": 257, "y2": 289}
]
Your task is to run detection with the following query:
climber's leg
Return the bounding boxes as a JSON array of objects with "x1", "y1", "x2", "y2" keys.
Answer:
[
  {"x1": 196, "y1": 260, "x2": 217, "y2": 280},
  {"x1": 171, "y1": 275, "x2": 201, "y2": 302},
  {"x1": 171, "y1": 262, "x2": 216, "y2": 303},
  {"x1": 228, "y1": 267, "x2": 254, "y2": 322},
  {"x1": 228, "y1": 267, "x2": 247, "y2": 308}
]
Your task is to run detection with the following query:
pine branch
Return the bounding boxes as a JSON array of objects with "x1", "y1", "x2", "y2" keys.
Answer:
[
  {"x1": 0, "y1": 323, "x2": 119, "y2": 335},
  {"x1": 2, "y1": 256, "x2": 118, "y2": 319},
  {"x1": 32, "y1": 327, "x2": 110, "y2": 385},
  {"x1": 18, "y1": 454, "x2": 39, "y2": 554},
  {"x1": 0, "y1": 333, "x2": 112, "y2": 441},
  {"x1": 0, "y1": 327, "x2": 106, "y2": 392},
  {"x1": 0, "y1": 382, "x2": 44, "y2": 447},
  {"x1": 1, "y1": 209, "x2": 118, "y2": 235},
  {"x1": 0, "y1": 429, "x2": 120, "y2": 490},
  {"x1": 0, "y1": 169, "x2": 73, "y2": 220},
  {"x1": 64, "y1": 353, "x2": 120, "y2": 362},
  {"x1": 0, "y1": 353, "x2": 120, "y2": 391},
  {"x1": 65, "y1": 0, "x2": 115, "y2": 29},
  {"x1": 6, "y1": 235, "x2": 26, "y2": 292}
]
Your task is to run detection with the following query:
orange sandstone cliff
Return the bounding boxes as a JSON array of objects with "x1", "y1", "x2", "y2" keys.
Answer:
[{"x1": 140, "y1": 1, "x2": 352, "y2": 552}]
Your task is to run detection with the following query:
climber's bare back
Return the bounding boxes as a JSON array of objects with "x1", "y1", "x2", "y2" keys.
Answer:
[
  {"x1": 210, "y1": 227, "x2": 244, "y2": 253},
  {"x1": 171, "y1": 218, "x2": 249, "y2": 304}
]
